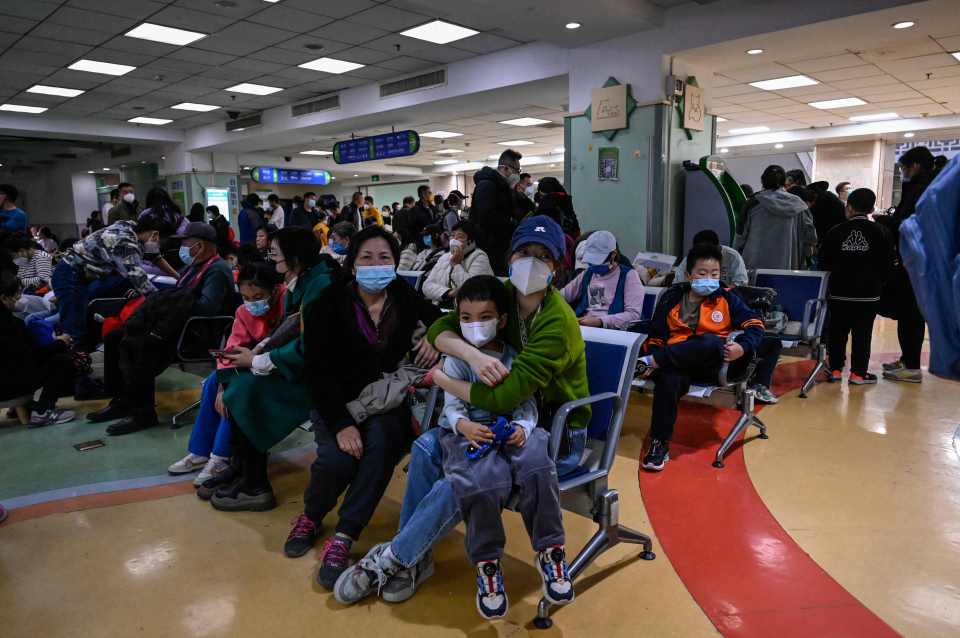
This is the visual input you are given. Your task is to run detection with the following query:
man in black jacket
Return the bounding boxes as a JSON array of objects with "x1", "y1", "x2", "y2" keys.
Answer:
[
  {"x1": 808, "y1": 181, "x2": 846, "y2": 253},
  {"x1": 820, "y1": 188, "x2": 892, "y2": 384},
  {"x1": 471, "y1": 149, "x2": 522, "y2": 275},
  {"x1": 409, "y1": 185, "x2": 437, "y2": 249},
  {"x1": 339, "y1": 191, "x2": 364, "y2": 228},
  {"x1": 289, "y1": 192, "x2": 320, "y2": 228},
  {"x1": 878, "y1": 146, "x2": 935, "y2": 383}
]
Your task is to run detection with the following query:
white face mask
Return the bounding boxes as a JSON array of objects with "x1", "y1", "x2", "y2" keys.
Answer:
[
  {"x1": 122, "y1": 192, "x2": 136, "y2": 204},
  {"x1": 509, "y1": 255, "x2": 553, "y2": 296},
  {"x1": 448, "y1": 238, "x2": 463, "y2": 250},
  {"x1": 524, "y1": 185, "x2": 535, "y2": 197},
  {"x1": 460, "y1": 319, "x2": 499, "y2": 348}
]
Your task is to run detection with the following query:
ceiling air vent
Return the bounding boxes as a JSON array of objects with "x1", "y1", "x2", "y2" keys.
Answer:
[
  {"x1": 292, "y1": 94, "x2": 340, "y2": 117},
  {"x1": 225, "y1": 113, "x2": 262, "y2": 132},
  {"x1": 380, "y1": 69, "x2": 446, "y2": 98}
]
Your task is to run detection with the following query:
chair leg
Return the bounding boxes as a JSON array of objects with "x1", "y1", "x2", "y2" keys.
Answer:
[
  {"x1": 533, "y1": 490, "x2": 655, "y2": 629},
  {"x1": 753, "y1": 415, "x2": 768, "y2": 439},
  {"x1": 800, "y1": 345, "x2": 826, "y2": 398},
  {"x1": 170, "y1": 399, "x2": 200, "y2": 429},
  {"x1": 713, "y1": 412, "x2": 750, "y2": 468}
]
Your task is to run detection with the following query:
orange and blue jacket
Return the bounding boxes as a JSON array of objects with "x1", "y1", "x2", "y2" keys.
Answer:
[{"x1": 645, "y1": 283, "x2": 764, "y2": 355}]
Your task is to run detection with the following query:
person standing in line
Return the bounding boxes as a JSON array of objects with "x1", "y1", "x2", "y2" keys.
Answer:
[
  {"x1": 107, "y1": 183, "x2": 139, "y2": 224},
  {"x1": 266, "y1": 194, "x2": 285, "y2": 230},
  {"x1": 820, "y1": 188, "x2": 892, "y2": 385},
  {"x1": 0, "y1": 184, "x2": 27, "y2": 232},
  {"x1": 102, "y1": 189, "x2": 119, "y2": 218},
  {"x1": 238, "y1": 193, "x2": 264, "y2": 244},
  {"x1": 471, "y1": 149, "x2": 523, "y2": 275},
  {"x1": 836, "y1": 181, "x2": 851, "y2": 204},
  {"x1": 878, "y1": 146, "x2": 936, "y2": 383}
]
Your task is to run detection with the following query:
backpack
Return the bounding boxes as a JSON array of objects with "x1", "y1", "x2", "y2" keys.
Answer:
[{"x1": 731, "y1": 285, "x2": 784, "y2": 333}]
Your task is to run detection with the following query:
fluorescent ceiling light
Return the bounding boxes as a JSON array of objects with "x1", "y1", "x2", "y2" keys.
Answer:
[
  {"x1": 263, "y1": 0, "x2": 281, "y2": 3},
  {"x1": 421, "y1": 130, "x2": 462, "y2": 139},
  {"x1": 299, "y1": 57, "x2": 364, "y2": 74},
  {"x1": 487, "y1": 154, "x2": 500, "y2": 160},
  {"x1": 233, "y1": 128, "x2": 245, "y2": 132},
  {"x1": 553, "y1": 147, "x2": 565, "y2": 153},
  {"x1": 87, "y1": 170, "x2": 95, "y2": 174},
  {"x1": 951, "y1": 52, "x2": 960, "y2": 61},
  {"x1": 849, "y1": 112, "x2": 898, "y2": 122},
  {"x1": 128, "y1": 116, "x2": 172, "y2": 125},
  {"x1": 892, "y1": 21, "x2": 915, "y2": 29},
  {"x1": 27, "y1": 84, "x2": 84, "y2": 97},
  {"x1": 808, "y1": 97, "x2": 866, "y2": 109},
  {"x1": 904, "y1": 132, "x2": 915, "y2": 138},
  {"x1": 0, "y1": 104, "x2": 48, "y2": 113},
  {"x1": 435, "y1": 149, "x2": 464, "y2": 154},
  {"x1": 102, "y1": 167, "x2": 111, "y2": 171},
  {"x1": 434, "y1": 159, "x2": 459, "y2": 165},
  {"x1": 774, "y1": 143, "x2": 784, "y2": 149},
  {"x1": 750, "y1": 75, "x2": 818, "y2": 90},
  {"x1": 716, "y1": 117, "x2": 728, "y2": 122},
  {"x1": 300, "y1": 150, "x2": 332, "y2": 155},
  {"x1": 353, "y1": 174, "x2": 359, "y2": 177},
  {"x1": 225, "y1": 83, "x2": 283, "y2": 95},
  {"x1": 497, "y1": 140, "x2": 534, "y2": 146},
  {"x1": 171, "y1": 102, "x2": 219, "y2": 112},
  {"x1": 746, "y1": 48, "x2": 764, "y2": 55},
  {"x1": 728, "y1": 126, "x2": 770, "y2": 135},
  {"x1": 499, "y1": 117, "x2": 551, "y2": 127},
  {"x1": 68, "y1": 59, "x2": 136, "y2": 76},
  {"x1": 400, "y1": 20, "x2": 478, "y2": 45},
  {"x1": 719, "y1": 148, "x2": 729, "y2": 153},
  {"x1": 566, "y1": 22, "x2": 581, "y2": 30},
  {"x1": 125, "y1": 22, "x2": 206, "y2": 46}
]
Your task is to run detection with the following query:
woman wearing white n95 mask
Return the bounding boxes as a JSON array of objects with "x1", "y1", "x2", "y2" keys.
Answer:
[{"x1": 421, "y1": 220, "x2": 493, "y2": 307}]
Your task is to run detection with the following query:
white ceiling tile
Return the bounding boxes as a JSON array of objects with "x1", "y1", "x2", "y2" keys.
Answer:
[
  {"x1": 787, "y1": 53, "x2": 864, "y2": 73},
  {"x1": 14, "y1": 38, "x2": 92, "y2": 59},
  {"x1": 0, "y1": 15, "x2": 38, "y2": 35},
  {"x1": 282, "y1": 0, "x2": 379, "y2": 19},
  {"x1": 376, "y1": 56, "x2": 434, "y2": 73},
  {"x1": 860, "y1": 40, "x2": 945, "y2": 62},
  {"x1": 30, "y1": 22, "x2": 113, "y2": 46},
  {"x1": 66, "y1": 0, "x2": 168, "y2": 20},
  {"x1": 311, "y1": 19, "x2": 391, "y2": 43},
  {"x1": 346, "y1": 5, "x2": 431, "y2": 31},
  {"x1": 936, "y1": 35, "x2": 960, "y2": 52},
  {"x1": 42, "y1": 69, "x2": 110, "y2": 89},
  {"x1": 166, "y1": 47, "x2": 237, "y2": 66},
  {"x1": 0, "y1": 49, "x2": 73, "y2": 71},
  {"x1": 1, "y1": 1, "x2": 61, "y2": 21},
  {"x1": 222, "y1": 58, "x2": 289, "y2": 75},
  {"x1": 875, "y1": 53, "x2": 960, "y2": 80},
  {"x1": 455, "y1": 33, "x2": 523, "y2": 55},
  {"x1": 171, "y1": 0, "x2": 265, "y2": 20},
  {"x1": 85, "y1": 46, "x2": 159, "y2": 66},
  {"x1": 335, "y1": 46, "x2": 394, "y2": 65},
  {"x1": 711, "y1": 84, "x2": 765, "y2": 99},
  {"x1": 47, "y1": 7, "x2": 138, "y2": 32},
  {"x1": 834, "y1": 74, "x2": 900, "y2": 89},
  {"x1": 247, "y1": 48, "x2": 321, "y2": 66},
  {"x1": 272, "y1": 35, "x2": 351, "y2": 57},
  {"x1": 97, "y1": 35, "x2": 178, "y2": 57},
  {"x1": 245, "y1": 5, "x2": 336, "y2": 32},
  {"x1": 722, "y1": 63, "x2": 797, "y2": 83},
  {"x1": 148, "y1": 6, "x2": 239, "y2": 33},
  {"x1": 191, "y1": 22, "x2": 296, "y2": 56},
  {"x1": 811, "y1": 65, "x2": 886, "y2": 83}
]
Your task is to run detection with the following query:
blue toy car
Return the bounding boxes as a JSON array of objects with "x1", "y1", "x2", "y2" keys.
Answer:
[{"x1": 465, "y1": 416, "x2": 515, "y2": 460}]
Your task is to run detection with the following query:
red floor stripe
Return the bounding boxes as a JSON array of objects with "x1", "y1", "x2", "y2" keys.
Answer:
[{"x1": 638, "y1": 362, "x2": 901, "y2": 638}]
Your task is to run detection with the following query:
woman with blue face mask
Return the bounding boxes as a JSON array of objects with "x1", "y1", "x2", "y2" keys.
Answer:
[
  {"x1": 319, "y1": 221, "x2": 357, "y2": 265},
  {"x1": 167, "y1": 262, "x2": 285, "y2": 487},
  {"x1": 286, "y1": 225, "x2": 444, "y2": 589},
  {"x1": 561, "y1": 230, "x2": 644, "y2": 329}
]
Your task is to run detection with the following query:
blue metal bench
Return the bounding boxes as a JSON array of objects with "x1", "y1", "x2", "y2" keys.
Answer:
[
  {"x1": 753, "y1": 269, "x2": 829, "y2": 397},
  {"x1": 396, "y1": 269, "x2": 425, "y2": 291}
]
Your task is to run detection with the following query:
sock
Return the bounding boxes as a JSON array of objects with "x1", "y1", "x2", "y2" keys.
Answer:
[{"x1": 379, "y1": 545, "x2": 403, "y2": 571}]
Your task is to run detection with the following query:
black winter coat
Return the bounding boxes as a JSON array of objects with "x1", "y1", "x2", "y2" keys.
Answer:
[{"x1": 471, "y1": 167, "x2": 518, "y2": 275}]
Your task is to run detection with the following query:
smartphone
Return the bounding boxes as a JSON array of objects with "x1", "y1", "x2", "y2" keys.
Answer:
[{"x1": 74, "y1": 439, "x2": 105, "y2": 452}]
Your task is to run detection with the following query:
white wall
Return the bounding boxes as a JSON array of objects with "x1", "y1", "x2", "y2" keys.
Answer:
[{"x1": 722, "y1": 153, "x2": 808, "y2": 192}]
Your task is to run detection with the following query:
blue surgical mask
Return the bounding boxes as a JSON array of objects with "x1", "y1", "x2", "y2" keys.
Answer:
[
  {"x1": 244, "y1": 299, "x2": 271, "y2": 317},
  {"x1": 179, "y1": 245, "x2": 195, "y2": 266},
  {"x1": 355, "y1": 265, "x2": 396, "y2": 293},
  {"x1": 422, "y1": 235, "x2": 432, "y2": 247},
  {"x1": 331, "y1": 240, "x2": 348, "y2": 255},
  {"x1": 691, "y1": 278, "x2": 720, "y2": 296}
]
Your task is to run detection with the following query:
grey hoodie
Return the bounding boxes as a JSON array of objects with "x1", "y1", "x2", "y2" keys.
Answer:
[{"x1": 735, "y1": 189, "x2": 817, "y2": 270}]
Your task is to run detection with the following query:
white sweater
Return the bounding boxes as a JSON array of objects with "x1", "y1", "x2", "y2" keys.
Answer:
[{"x1": 421, "y1": 248, "x2": 493, "y2": 301}]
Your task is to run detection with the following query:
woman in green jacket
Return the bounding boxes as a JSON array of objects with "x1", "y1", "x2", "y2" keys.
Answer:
[
  {"x1": 210, "y1": 227, "x2": 335, "y2": 511},
  {"x1": 333, "y1": 215, "x2": 590, "y2": 607}
]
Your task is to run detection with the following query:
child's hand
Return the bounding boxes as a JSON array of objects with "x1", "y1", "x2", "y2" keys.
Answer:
[
  {"x1": 458, "y1": 419, "x2": 494, "y2": 447},
  {"x1": 506, "y1": 427, "x2": 526, "y2": 448}
]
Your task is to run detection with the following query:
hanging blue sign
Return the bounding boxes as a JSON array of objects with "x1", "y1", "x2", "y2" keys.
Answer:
[
  {"x1": 250, "y1": 167, "x2": 331, "y2": 186},
  {"x1": 333, "y1": 130, "x2": 420, "y2": 164}
]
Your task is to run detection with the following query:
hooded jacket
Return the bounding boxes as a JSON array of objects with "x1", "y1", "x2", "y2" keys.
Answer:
[
  {"x1": 421, "y1": 246, "x2": 493, "y2": 302},
  {"x1": 735, "y1": 189, "x2": 817, "y2": 270},
  {"x1": 471, "y1": 166, "x2": 518, "y2": 275}
]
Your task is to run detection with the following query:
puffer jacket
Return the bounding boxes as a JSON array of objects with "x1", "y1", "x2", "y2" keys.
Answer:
[{"x1": 421, "y1": 247, "x2": 493, "y2": 302}]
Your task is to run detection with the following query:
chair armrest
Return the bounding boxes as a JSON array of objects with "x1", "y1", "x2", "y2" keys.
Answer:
[
  {"x1": 718, "y1": 331, "x2": 758, "y2": 387},
  {"x1": 801, "y1": 297, "x2": 826, "y2": 340},
  {"x1": 176, "y1": 315, "x2": 235, "y2": 362},
  {"x1": 548, "y1": 391, "x2": 619, "y2": 461}
]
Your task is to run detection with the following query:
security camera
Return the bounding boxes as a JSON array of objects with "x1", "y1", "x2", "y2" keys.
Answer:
[
  {"x1": 227, "y1": 110, "x2": 240, "y2": 120},
  {"x1": 284, "y1": 156, "x2": 292, "y2": 162}
]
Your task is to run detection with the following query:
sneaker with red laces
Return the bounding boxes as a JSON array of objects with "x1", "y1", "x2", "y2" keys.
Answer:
[
  {"x1": 316, "y1": 535, "x2": 353, "y2": 590},
  {"x1": 284, "y1": 514, "x2": 321, "y2": 558},
  {"x1": 849, "y1": 372, "x2": 878, "y2": 385},
  {"x1": 828, "y1": 370, "x2": 843, "y2": 383}
]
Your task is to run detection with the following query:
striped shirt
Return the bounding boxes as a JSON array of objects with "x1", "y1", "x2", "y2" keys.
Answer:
[
  {"x1": 61, "y1": 220, "x2": 155, "y2": 295},
  {"x1": 17, "y1": 250, "x2": 52, "y2": 289}
]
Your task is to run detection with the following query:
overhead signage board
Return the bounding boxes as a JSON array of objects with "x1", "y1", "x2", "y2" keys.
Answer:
[
  {"x1": 250, "y1": 167, "x2": 331, "y2": 186},
  {"x1": 333, "y1": 130, "x2": 420, "y2": 164}
]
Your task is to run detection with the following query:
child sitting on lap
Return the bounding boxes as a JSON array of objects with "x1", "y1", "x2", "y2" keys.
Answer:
[{"x1": 438, "y1": 274, "x2": 573, "y2": 620}]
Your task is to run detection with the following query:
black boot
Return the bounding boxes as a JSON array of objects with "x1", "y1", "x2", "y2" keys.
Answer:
[{"x1": 87, "y1": 400, "x2": 130, "y2": 423}]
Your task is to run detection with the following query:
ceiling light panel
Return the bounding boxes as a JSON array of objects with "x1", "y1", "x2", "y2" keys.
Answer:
[
  {"x1": 298, "y1": 57, "x2": 365, "y2": 74},
  {"x1": 434, "y1": 159, "x2": 459, "y2": 165},
  {"x1": 0, "y1": 104, "x2": 48, "y2": 113},
  {"x1": 128, "y1": 117, "x2": 173, "y2": 125},
  {"x1": 300, "y1": 150, "x2": 332, "y2": 155},
  {"x1": 421, "y1": 131, "x2": 462, "y2": 139},
  {"x1": 125, "y1": 23, "x2": 207, "y2": 46},
  {"x1": 849, "y1": 112, "x2": 899, "y2": 122},
  {"x1": 497, "y1": 140, "x2": 534, "y2": 146},
  {"x1": 499, "y1": 117, "x2": 551, "y2": 126},
  {"x1": 750, "y1": 75, "x2": 818, "y2": 90},
  {"x1": 225, "y1": 83, "x2": 283, "y2": 95},
  {"x1": 171, "y1": 102, "x2": 219, "y2": 112},
  {"x1": 68, "y1": 59, "x2": 136, "y2": 76},
  {"x1": 808, "y1": 97, "x2": 866, "y2": 109},
  {"x1": 26, "y1": 85, "x2": 84, "y2": 97},
  {"x1": 435, "y1": 149, "x2": 464, "y2": 154},
  {"x1": 400, "y1": 20, "x2": 478, "y2": 45},
  {"x1": 728, "y1": 126, "x2": 770, "y2": 134}
]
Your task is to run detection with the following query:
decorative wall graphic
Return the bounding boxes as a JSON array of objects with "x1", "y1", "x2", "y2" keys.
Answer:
[
  {"x1": 683, "y1": 82, "x2": 705, "y2": 131},
  {"x1": 584, "y1": 77, "x2": 638, "y2": 141}
]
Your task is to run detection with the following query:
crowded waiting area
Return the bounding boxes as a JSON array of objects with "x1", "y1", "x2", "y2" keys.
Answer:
[{"x1": 1, "y1": 1, "x2": 959, "y2": 636}]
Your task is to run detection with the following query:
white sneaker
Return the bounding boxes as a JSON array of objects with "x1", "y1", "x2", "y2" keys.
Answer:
[
  {"x1": 194, "y1": 455, "x2": 230, "y2": 486},
  {"x1": 168, "y1": 453, "x2": 209, "y2": 475},
  {"x1": 28, "y1": 409, "x2": 76, "y2": 428}
]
